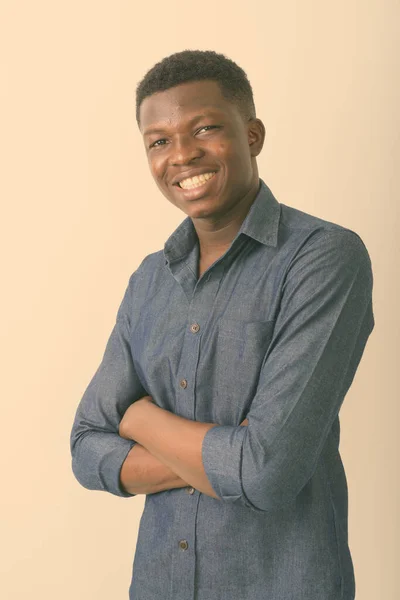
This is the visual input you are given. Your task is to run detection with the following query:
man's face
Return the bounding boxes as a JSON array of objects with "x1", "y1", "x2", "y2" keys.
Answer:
[{"x1": 139, "y1": 80, "x2": 265, "y2": 222}]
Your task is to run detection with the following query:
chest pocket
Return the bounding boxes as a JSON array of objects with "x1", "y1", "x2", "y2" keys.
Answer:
[{"x1": 214, "y1": 317, "x2": 275, "y2": 408}]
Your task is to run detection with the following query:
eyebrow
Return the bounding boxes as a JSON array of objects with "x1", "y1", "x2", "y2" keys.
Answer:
[{"x1": 142, "y1": 112, "x2": 221, "y2": 136}]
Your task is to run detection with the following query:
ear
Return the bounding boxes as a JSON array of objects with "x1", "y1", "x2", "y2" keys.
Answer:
[{"x1": 247, "y1": 118, "x2": 265, "y2": 157}]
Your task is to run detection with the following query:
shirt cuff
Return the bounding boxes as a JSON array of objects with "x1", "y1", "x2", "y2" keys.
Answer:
[
  {"x1": 72, "y1": 432, "x2": 137, "y2": 498},
  {"x1": 99, "y1": 436, "x2": 137, "y2": 497},
  {"x1": 201, "y1": 425, "x2": 247, "y2": 504}
]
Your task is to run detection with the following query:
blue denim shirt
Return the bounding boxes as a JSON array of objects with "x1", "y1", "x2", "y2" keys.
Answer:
[{"x1": 70, "y1": 179, "x2": 374, "y2": 600}]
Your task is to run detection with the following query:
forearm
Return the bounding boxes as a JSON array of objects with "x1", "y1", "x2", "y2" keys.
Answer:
[
  {"x1": 120, "y1": 400, "x2": 221, "y2": 499},
  {"x1": 120, "y1": 442, "x2": 190, "y2": 495}
]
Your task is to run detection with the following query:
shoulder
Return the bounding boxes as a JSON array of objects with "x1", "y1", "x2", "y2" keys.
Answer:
[
  {"x1": 124, "y1": 249, "x2": 166, "y2": 290},
  {"x1": 279, "y1": 203, "x2": 372, "y2": 270},
  {"x1": 280, "y1": 203, "x2": 360, "y2": 240}
]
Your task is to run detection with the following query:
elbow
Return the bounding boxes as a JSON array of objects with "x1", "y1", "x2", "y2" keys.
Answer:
[
  {"x1": 70, "y1": 429, "x2": 104, "y2": 492},
  {"x1": 241, "y1": 455, "x2": 315, "y2": 513},
  {"x1": 242, "y1": 478, "x2": 299, "y2": 513},
  {"x1": 71, "y1": 453, "x2": 102, "y2": 492},
  {"x1": 71, "y1": 456, "x2": 94, "y2": 491},
  {"x1": 202, "y1": 424, "x2": 313, "y2": 512}
]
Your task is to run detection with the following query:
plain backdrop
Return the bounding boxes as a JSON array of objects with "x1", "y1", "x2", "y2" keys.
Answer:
[{"x1": 0, "y1": 1, "x2": 399, "y2": 599}]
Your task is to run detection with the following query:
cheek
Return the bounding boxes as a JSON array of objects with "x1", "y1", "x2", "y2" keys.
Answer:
[
  {"x1": 213, "y1": 134, "x2": 247, "y2": 162},
  {"x1": 212, "y1": 138, "x2": 229, "y2": 154},
  {"x1": 148, "y1": 156, "x2": 165, "y2": 180}
]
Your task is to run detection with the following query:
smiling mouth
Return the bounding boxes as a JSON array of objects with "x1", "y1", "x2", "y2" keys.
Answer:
[{"x1": 176, "y1": 171, "x2": 217, "y2": 190}]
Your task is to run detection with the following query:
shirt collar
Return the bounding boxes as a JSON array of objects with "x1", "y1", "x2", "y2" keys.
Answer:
[{"x1": 163, "y1": 178, "x2": 281, "y2": 265}]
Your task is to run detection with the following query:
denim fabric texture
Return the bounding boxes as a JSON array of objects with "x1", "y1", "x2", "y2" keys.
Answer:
[{"x1": 70, "y1": 179, "x2": 374, "y2": 600}]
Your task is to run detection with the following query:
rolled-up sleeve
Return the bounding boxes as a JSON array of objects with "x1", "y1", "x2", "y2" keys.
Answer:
[
  {"x1": 70, "y1": 269, "x2": 147, "y2": 497},
  {"x1": 202, "y1": 229, "x2": 375, "y2": 512}
]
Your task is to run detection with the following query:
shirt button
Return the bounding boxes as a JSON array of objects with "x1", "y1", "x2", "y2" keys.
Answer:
[
  {"x1": 186, "y1": 486, "x2": 195, "y2": 495},
  {"x1": 190, "y1": 323, "x2": 200, "y2": 333},
  {"x1": 179, "y1": 539, "x2": 189, "y2": 550},
  {"x1": 179, "y1": 379, "x2": 188, "y2": 389}
]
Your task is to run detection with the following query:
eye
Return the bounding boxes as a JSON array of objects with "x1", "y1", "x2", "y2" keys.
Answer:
[
  {"x1": 197, "y1": 125, "x2": 220, "y2": 134},
  {"x1": 149, "y1": 138, "x2": 168, "y2": 149}
]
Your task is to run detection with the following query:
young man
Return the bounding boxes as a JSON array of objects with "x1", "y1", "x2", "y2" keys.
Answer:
[{"x1": 70, "y1": 50, "x2": 374, "y2": 600}]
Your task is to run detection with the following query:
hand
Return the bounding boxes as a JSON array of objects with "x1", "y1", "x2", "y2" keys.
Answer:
[{"x1": 119, "y1": 395, "x2": 154, "y2": 440}]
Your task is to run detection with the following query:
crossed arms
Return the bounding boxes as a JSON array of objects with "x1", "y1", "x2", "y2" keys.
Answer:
[
  {"x1": 70, "y1": 230, "x2": 374, "y2": 510},
  {"x1": 118, "y1": 397, "x2": 249, "y2": 498}
]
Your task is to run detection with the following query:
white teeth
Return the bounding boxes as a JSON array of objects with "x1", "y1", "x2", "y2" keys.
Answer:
[{"x1": 179, "y1": 171, "x2": 216, "y2": 190}]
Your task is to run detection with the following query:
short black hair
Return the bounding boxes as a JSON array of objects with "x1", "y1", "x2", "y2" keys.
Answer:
[{"x1": 135, "y1": 49, "x2": 256, "y2": 127}]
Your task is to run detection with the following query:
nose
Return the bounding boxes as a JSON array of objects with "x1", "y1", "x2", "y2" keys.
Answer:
[{"x1": 168, "y1": 135, "x2": 204, "y2": 166}]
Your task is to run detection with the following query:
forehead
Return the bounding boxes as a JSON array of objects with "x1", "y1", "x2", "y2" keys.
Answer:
[{"x1": 139, "y1": 80, "x2": 238, "y2": 132}]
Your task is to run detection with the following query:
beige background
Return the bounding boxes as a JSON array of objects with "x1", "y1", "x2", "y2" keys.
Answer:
[{"x1": 0, "y1": 1, "x2": 398, "y2": 598}]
